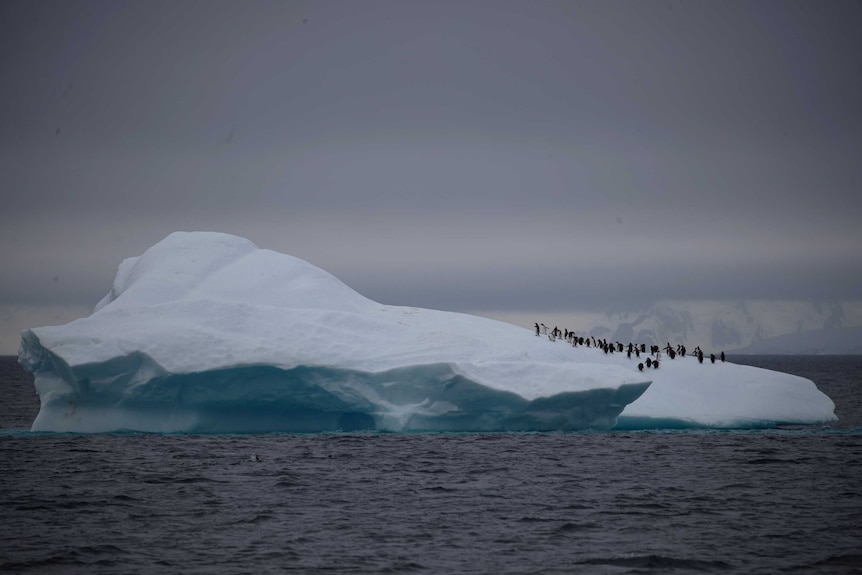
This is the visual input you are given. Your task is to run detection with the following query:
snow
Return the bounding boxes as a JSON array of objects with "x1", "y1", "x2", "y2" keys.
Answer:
[
  {"x1": 18, "y1": 231, "x2": 836, "y2": 433},
  {"x1": 616, "y1": 356, "x2": 836, "y2": 428}
]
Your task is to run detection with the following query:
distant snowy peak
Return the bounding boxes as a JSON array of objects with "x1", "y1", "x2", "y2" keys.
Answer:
[
  {"x1": 592, "y1": 301, "x2": 862, "y2": 355},
  {"x1": 732, "y1": 326, "x2": 862, "y2": 355}
]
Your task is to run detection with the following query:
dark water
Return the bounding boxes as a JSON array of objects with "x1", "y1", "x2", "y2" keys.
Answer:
[{"x1": 2, "y1": 355, "x2": 861, "y2": 574}]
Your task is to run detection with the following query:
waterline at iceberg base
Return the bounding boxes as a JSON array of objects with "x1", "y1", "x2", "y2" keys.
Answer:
[{"x1": 18, "y1": 232, "x2": 836, "y2": 433}]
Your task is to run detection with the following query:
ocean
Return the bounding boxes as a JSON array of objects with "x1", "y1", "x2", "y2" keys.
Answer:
[{"x1": 1, "y1": 355, "x2": 860, "y2": 574}]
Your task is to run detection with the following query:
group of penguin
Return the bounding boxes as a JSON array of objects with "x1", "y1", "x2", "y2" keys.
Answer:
[{"x1": 533, "y1": 322, "x2": 725, "y2": 372}]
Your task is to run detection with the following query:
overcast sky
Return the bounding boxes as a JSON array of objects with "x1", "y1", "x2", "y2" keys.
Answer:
[{"x1": 2, "y1": 0, "x2": 861, "y2": 353}]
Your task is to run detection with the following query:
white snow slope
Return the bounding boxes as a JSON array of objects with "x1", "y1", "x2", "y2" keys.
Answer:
[{"x1": 18, "y1": 232, "x2": 836, "y2": 432}]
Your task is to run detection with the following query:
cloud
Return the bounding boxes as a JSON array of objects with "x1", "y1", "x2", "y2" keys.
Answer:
[{"x1": 2, "y1": 0, "x2": 861, "y2": 353}]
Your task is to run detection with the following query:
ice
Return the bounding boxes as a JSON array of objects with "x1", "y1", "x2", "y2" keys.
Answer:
[
  {"x1": 617, "y1": 358, "x2": 837, "y2": 429},
  {"x1": 17, "y1": 232, "x2": 836, "y2": 433}
]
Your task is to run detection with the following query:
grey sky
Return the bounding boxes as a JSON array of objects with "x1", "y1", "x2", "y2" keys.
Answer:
[{"x1": 2, "y1": 0, "x2": 861, "y2": 352}]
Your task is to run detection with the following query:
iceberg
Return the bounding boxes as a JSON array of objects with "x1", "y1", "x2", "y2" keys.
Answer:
[
  {"x1": 17, "y1": 232, "x2": 836, "y2": 433},
  {"x1": 18, "y1": 232, "x2": 651, "y2": 433},
  {"x1": 617, "y1": 359, "x2": 837, "y2": 429}
]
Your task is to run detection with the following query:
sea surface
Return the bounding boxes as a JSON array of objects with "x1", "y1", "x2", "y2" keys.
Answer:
[{"x1": 1, "y1": 355, "x2": 861, "y2": 574}]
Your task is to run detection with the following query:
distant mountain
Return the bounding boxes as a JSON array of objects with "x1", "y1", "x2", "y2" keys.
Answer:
[
  {"x1": 583, "y1": 300, "x2": 862, "y2": 355},
  {"x1": 731, "y1": 326, "x2": 862, "y2": 355}
]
